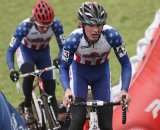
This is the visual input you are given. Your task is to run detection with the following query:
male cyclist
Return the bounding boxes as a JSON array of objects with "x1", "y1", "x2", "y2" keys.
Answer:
[
  {"x1": 6, "y1": 0, "x2": 65, "y2": 124},
  {"x1": 59, "y1": 2, "x2": 132, "y2": 130}
]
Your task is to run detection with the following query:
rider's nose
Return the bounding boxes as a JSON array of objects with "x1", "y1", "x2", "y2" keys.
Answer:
[{"x1": 92, "y1": 26, "x2": 99, "y2": 32}]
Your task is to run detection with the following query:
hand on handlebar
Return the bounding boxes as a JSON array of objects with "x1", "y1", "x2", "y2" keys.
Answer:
[
  {"x1": 10, "y1": 69, "x2": 19, "y2": 82},
  {"x1": 118, "y1": 90, "x2": 131, "y2": 105},
  {"x1": 53, "y1": 57, "x2": 61, "y2": 69},
  {"x1": 63, "y1": 88, "x2": 75, "y2": 107}
]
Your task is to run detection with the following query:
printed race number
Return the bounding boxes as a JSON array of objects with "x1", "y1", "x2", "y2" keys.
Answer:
[
  {"x1": 62, "y1": 50, "x2": 70, "y2": 61},
  {"x1": 9, "y1": 37, "x2": 16, "y2": 47},
  {"x1": 60, "y1": 34, "x2": 66, "y2": 44},
  {"x1": 116, "y1": 43, "x2": 126, "y2": 57}
]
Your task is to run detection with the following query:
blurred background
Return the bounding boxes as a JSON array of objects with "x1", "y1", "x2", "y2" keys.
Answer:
[{"x1": 0, "y1": 0, "x2": 159, "y2": 107}]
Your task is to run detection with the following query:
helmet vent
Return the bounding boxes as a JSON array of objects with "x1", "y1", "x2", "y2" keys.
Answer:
[
  {"x1": 37, "y1": 14, "x2": 41, "y2": 20},
  {"x1": 77, "y1": 2, "x2": 107, "y2": 25},
  {"x1": 42, "y1": 14, "x2": 45, "y2": 20},
  {"x1": 40, "y1": 9, "x2": 42, "y2": 13},
  {"x1": 33, "y1": 0, "x2": 55, "y2": 23}
]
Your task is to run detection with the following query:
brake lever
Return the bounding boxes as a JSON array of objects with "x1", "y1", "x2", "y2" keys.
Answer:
[{"x1": 122, "y1": 95, "x2": 129, "y2": 112}]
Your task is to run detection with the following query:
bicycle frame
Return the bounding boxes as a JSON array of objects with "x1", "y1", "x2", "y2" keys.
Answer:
[{"x1": 16, "y1": 66, "x2": 60, "y2": 130}]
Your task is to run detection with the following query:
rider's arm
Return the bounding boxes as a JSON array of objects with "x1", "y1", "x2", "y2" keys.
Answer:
[
  {"x1": 114, "y1": 50, "x2": 132, "y2": 92},
  {"x1": 52, "y1": 18, "x2": 66, "y2": 59},
  {"x1": 103, "y1": 27, "x2": 132, "y2": 92},
  {"x1": 6, "y1": 21, "x2": 32, "y2": 70},
  {"x1": 59, "y1": 29, "x2": 82, "y2": 90}
]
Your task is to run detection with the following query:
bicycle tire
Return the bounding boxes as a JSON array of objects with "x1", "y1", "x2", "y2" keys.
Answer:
[
  {"x1": 32, "y1": 99, "x2": 44, "y2": 130},
  {"x1": 32, "y1": 101, "x2": 38, "y2": 121},
  {"x1": 41, "y1": 95, "x2": 57, "y2": 129}
]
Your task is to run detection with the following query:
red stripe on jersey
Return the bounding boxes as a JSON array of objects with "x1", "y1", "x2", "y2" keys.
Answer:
[
  {"x1": 104, "y1": 50, "x2": 110, "y2": 60},
  {"x1": 31, "y1": 45, "x2": 36, "y2": 49},
  {"x1": 105, "y1": 54, "x2": 109, "y2": 61},
  {"x1": 96, "y1": 59, "x2": 102, "y2": 64},
  {"x1": 85, "y1": 60, "x2": 91, "y2": 65},
  {"x1": 75, "y1": 53, "x2": 81, "y2": 62},
  {"x1": 24, "y1": 39, "x2": 28, "y2": 46}
]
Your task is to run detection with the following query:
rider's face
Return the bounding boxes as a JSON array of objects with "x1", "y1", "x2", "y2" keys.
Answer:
[
  {"x1": 35, "y1": 21, "x2": 52, "y2": 34},
  {"x1": 84, "y1": 24, "x2": 103, "y2": 43}
]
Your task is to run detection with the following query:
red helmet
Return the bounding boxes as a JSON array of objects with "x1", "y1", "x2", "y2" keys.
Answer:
[{"x1": 33, "y1": 0, "x2": 55, "y2": 24}]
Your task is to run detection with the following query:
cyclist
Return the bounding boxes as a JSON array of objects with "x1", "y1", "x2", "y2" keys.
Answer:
[
  {"x1": 6, "y1": 0, "x2": 65, "y2": 124},
  {"x1": 0, "y1": 91, "x2": 27, "y2": 130},
  {"x1": 59, "y1": 2, "x2": 131, "y2": 130}
]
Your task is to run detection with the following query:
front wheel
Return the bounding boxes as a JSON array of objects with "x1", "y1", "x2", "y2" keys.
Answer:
[
  {"x1": 32, "y1": 99, "x2": 44, "y2": 130},
  {"x1": 41, "y1": 95, "x2": 60, "y2": 129}
]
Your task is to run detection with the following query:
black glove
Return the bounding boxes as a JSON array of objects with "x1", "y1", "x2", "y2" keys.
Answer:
[
  {"x1": 53, "y1": 58, "x2": 61, "y2": 69},
  {"x1": 10, "y1": 70, "x2": 19, "y2": 82},
  {"x1": 58, "y1": 103, "x2": 66, "y2": 113}
]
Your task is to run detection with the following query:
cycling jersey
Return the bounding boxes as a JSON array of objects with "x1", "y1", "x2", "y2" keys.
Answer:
[
  {"x1": 60, "y1": 25, "x2": 132, "y2": 101},
  {"x1": 0, "y1": 91, "x2": 27, "y2": 130},
  {"x1": 6, "y1": 18, "x2": 65, "y2": 72}
]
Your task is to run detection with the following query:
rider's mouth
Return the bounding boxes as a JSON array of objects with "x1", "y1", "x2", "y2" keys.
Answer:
[{"x1": 92, "y1": 34, "x2": 99, "y2": 39}]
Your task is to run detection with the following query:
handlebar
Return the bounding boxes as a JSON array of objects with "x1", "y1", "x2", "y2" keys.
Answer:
[
  {"x1": 19, "y1": 66, "x2": 56, "y2": 78},
  {"x1": 121, "y1": 95, "x2": 127, "y2": 124},
  {"x1": 74, "y1": 101, "x2": 121, "y2": 107},
  {"x1": 16, "y1": 66, "x2": 56, "y2": 94},
  {"x1": 65, "y1": 95, "x2": 127, "y2": 125}
]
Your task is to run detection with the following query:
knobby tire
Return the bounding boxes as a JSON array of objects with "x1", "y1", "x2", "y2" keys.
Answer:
[
  {"x1": 32, "y1": 99, "x2": 43, "y2": 130},
  {"x1": 41, "y1": 95, "x2": 57, "y2": 129}
]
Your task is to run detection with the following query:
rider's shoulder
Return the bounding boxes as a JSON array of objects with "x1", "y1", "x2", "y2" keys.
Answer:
[
  {"x1": 51, "y1": 18, "x2": 64, "y2": 34},
  {"x1": 70, "y1": 28, "x2": 83, "y2": 37},
  {"x1": 64, "y1": 28, "x2": 83, "y2": 48},
  {"x1": 17, "y1": 18, "x2": 33, "y2": 29},
  {"x1": 102, "y1": 25, "x2": 122, "y2": 46},
  {"x1": 52, "y1": 18, "x2": 63, "y2": 27},
  {"x1": 66, "y1": 28, "x2": 83, "y2": 42},
  {"x1": 102, "y1": 25, "x2": 119, "y2": 34}
]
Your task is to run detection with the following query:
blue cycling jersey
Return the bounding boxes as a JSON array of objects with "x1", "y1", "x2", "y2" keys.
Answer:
[
  {"x1": 0, "y1": 92, "x2": 27, "y2": 130},
  {"x1": 6, "y1": 18, "x2": 65, "y2": 70},
  {"x1": 59, "y1": 25, "x2": 132, "y2": 101}
]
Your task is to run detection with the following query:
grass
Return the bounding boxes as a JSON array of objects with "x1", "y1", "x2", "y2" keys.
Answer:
[{"x1": 0, "y1": 0, "x2": 159, "y2": 106}]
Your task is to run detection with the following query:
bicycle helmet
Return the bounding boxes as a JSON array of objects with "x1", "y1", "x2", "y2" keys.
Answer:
[
  {"x1": 33, "y1": 0, "x2": 55, "y2": 24},
  {"x1": 77, "y1": 2, "x2": 107, "y2": 25}
]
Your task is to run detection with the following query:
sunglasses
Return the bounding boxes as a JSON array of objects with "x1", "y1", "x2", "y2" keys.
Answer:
[{"x1": 35, "y1": 21, "x2": 53, "y2": 27}]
